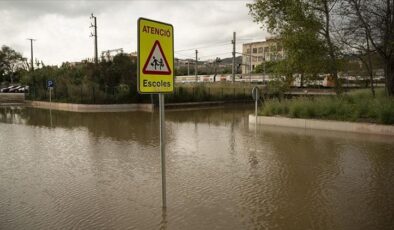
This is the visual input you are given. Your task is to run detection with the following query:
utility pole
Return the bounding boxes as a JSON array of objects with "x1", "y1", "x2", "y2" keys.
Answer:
[
  {"x1": 195, "y1": 50, "x2": 198, "y2": 82},
  {"x1": 249, "y1": 44, "x2": 252, "y2": 82},
  {"x1": 27, "y1": 38, "x2": 36, "y2": 71},
  {"x1": 263, "y1": 57, "x2": 266, "y2": 85},
  {"x1": 232, "y1": 32, "x2": 236, "y2": 83},
  {"x1": 90, "y1": 13, "x2": 98, "y2": 64}
]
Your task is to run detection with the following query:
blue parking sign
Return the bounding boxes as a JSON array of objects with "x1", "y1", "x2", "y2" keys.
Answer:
[{"x1": 47, "y1": 80, "x2": 54, "y2": 88}]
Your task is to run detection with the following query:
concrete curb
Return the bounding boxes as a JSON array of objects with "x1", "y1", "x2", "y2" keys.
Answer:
[
  {"x1": 165, "y1": 100, "x2": 253, "y2": 109},
  {"x1": 0, "y1": 93, "x2": 25, "y2": 104},
  {"x1": 249, "y1": 115, "x2": 394, "y2": 136},
  {"x1": 25, "y1": 100, "x2": 154, "y2": 113}
]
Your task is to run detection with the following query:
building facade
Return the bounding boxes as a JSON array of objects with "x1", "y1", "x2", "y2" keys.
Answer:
[{"x1": 242, "y1": 37, "x2": 284, "y2": 74}]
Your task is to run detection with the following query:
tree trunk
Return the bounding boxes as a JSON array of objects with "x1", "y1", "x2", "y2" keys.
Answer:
[
  {"x1": 366, "y1": 36, "x2": 375, "y2": 97},
  {"x1": 385, "y1": 57, "x2": 394, "y2": 96},
  {"x1": 323, "y1": 0, "x2": 340, "y2": 95},
  {"x1": 327, "y1": 43, "x2": 340, "y2": 94},
  {"x1": 366, "y1": 63, "x2": 375, "y2": 98}
]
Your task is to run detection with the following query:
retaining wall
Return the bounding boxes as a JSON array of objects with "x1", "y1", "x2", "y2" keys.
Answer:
[
  {"x1": 26, "y1": 100, "x2": 154, "y2": 112},
  {"x1": 0, "y1": 93, "x2": 25, "y2": 104},
  {"x1": 249, "y1": 115, "x2": 394, "y2": 136}
]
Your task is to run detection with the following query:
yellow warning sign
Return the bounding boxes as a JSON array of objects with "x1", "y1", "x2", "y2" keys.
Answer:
[{"x1": 138, "y1": 18, "x2": 174, "y2": 94}]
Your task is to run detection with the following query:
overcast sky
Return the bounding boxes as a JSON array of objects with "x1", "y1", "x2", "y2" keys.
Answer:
[{"x1": 0, "y1": 0, "x2": 268, "y2": 65}]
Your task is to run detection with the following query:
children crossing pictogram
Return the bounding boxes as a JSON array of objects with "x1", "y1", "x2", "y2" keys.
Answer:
[{"x1": 143, "y1": 40, "x2": 171, "y2": 75}]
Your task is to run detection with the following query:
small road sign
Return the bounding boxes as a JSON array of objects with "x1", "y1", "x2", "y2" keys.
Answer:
[
  {"x1": 252, "y1": 86, "x2": 260, "y2": 117},
  {"x1": 252, "y1": 86, "x2": 260, "y2": 101},
  {"x1": 47, "y1": 80, "x2": 54, "y2": 89},
  {"x1": 138, "y1": 18, "x2": 174, "y2": 94},
  {"x1": 143, "y1": 41, "x2": 171, "y2": 75},
  {"x1": 137, "y1": 17, "x2": 174, "y2": 209}
]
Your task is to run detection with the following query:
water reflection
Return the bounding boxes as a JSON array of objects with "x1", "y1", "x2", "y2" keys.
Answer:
[
  {"x1": 0, "y1": 106, "x2": 250, "y2": 145},
  {"x1": 0, "y1": 106, "x2": 393, "y2": 229}
]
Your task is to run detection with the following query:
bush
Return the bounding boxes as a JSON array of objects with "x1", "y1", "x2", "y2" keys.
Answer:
[
  {"x1": 166, "y1": 83, "x2": 254, "y2": 103},
  {"x1": 260, "y1": 89, "x2": 394, "y2": 124},
  {"x1": 378, "y1": 99, "x2": 394, "y2": 124}
]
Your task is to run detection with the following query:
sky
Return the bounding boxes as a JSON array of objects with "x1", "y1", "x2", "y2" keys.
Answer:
[{"x1": 0, "y1": 0, "x2": 268, "y2": 65}]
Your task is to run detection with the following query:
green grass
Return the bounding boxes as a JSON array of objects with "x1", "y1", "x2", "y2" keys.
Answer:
[
  {"x1": 166, "y1": 83, "x2": 255, "y2": 103},
  {"x1": 260, "y1": 89, "x2": 394, "y2": 125}
]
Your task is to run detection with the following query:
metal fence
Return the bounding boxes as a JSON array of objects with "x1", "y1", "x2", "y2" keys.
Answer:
[{"x1": 26, "y1": 84, "x2": 256, "y2": 104}]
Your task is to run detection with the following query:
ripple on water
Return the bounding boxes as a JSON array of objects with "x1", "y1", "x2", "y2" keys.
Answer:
[{"x1": 0, "y1": 108, "x2": 393, "y2": 230}]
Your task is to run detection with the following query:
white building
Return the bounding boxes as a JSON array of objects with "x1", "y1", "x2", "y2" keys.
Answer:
[{"x1": 242, "y1": 37, "x2": 284, "y2": 74}]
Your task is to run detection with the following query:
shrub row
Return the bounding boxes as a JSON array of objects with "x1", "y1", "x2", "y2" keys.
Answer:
[{"x1": 261, "y1": 89, "x2": 394, "y2": 124}]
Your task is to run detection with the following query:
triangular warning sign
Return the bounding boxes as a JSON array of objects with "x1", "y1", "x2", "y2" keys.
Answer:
[{"x1": 143, "y1": 40, "x2": 172, "y2": 75}]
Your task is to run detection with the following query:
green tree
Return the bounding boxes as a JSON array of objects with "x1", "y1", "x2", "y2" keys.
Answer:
[
  {"x1": 21, "y1": 53, "x2": 141, "y2": 103},
  {"x1": 253, "y1": 60, "x2": 279, "y2": 74},
  {"x1": 341, "y1": 0, "x2": 394, "y2": 96},
  {"x1": 0, "y1": 45, "x2": 27, "y2": 84},
  {"x1": 248, "y1": 0, "x2": 341, "y2": 93}
]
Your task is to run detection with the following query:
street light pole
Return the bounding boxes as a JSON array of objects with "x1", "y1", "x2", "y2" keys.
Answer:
[
  {"x1": 249, "y1": 44, "x2": 252, "y2": 82},
  {"x1": 90, "y1": 13, "x2": 98, "y2": 64},
  {"x1": 263, "y1": 57, "x2": 266, "y2": 85},
  {"x1": 232, "y1": 32, "x2": 236, "y2": 83},
  {"x1": 27, "y1": 38, "x2": 36, "y2": 71},
  {"x1": 195, "y1": 50, "x2": 198, "y2": 82}
]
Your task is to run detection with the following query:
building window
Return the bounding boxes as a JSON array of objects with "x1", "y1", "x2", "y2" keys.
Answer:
[
  {"x1": 271, "y1": 54, "x2": 276, "y2": 61},
  {"x1": 253, "y1": 48, "x2": 257, "y2": 53},
  {"x1": 271, "y1": 46, "x2": 277, "y2": 52},
  {"x1": 258, "y1": 56, "x2": 263, "y2": 62},
  {"x1": 246, "y1": 49, "x2": 250, "y2": 54},
  {"x1": 252, "y1": 56, "x2": 257, "y2": 62},
  {"x1": 258, "y1": 47, "x2": 263, "y2": 53},
  {"x1": 264, "y1": 47, "x2": 269, "y2": 53}
]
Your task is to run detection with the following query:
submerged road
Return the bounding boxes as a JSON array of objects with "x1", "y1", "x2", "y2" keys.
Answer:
[{"x1": 0, "y1": 106, "x2": 393, "y2": 229}]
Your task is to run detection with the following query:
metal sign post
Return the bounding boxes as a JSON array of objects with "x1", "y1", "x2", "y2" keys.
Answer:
[
  {"x1": 255, "y1": 93, "x2": 257, "y2": 117},
  {"x1": 49, "y1": 92, "x2": 53, "y2": 128},
  {"x1": 159, "y1": 93, "x2": 166, "y2": 207},
  {"x1": 47, "y1": 80, "x2": 54, "y2": 103},
  {"x1": 47, "y1": 80, "x2": 54, "y2": 128},
  {"x1": 137, "y1": 18, "x2": 174, "y2": 208},
  {"x1": 252, "y1": 86, "x2": 260, "y2": 118}
]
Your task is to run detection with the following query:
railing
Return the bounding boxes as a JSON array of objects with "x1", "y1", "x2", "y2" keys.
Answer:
[{"x1": 26, "y1": 84, "x2": 256, "y2": 104}]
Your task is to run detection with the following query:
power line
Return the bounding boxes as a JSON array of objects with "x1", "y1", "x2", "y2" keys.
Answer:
[
  {"x1": 174, "y1": 34, "x2": 266, "y2": 53},
  {"x1": 177, "y1": 52, "x2": 235, "y2": 62},
  {"x1": 198, "y1": 52, "x2": 233, "y2": 59},
  {"x1": 175, "y1": 53, "x2": 194, "y2": 59},
  {"x1": 173, "y1": 36, "x2": 267, "y2": 61},
  {"x1": 175, "y1": 42, "x2": 231, "y2": 52},
  {"x1": 237, "y1": 38, "x2": 255, "y2": 41},
  {"x1": 235, "y1": 51, "x2": 260, "y2": 57}
]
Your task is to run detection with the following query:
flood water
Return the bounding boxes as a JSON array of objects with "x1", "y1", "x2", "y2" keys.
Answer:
[{"x1": 0, "y1": 106, "x2": 393, "y2": 230}]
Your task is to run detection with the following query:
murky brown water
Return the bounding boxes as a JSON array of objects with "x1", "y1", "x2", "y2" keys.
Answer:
[{"x1": 0, "y1": 106, "x2": 393, "y2": 230}]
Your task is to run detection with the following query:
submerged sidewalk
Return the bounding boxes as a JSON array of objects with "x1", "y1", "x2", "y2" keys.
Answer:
[{"x1": 249, "y1": 115, "x2": 394, "y2": 136}]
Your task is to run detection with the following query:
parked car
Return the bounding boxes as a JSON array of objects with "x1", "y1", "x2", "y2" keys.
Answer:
[
  {"x1": 9, "y1": 86, "x2": 23, "y2": 93},
  {"x1": 18, "y1": 86, "x2": 29, "y2": 93},
  {"x1": 1, "y1": 85, "x2": 17, "y2": 93}
]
